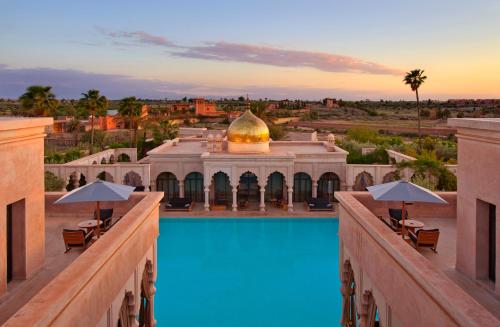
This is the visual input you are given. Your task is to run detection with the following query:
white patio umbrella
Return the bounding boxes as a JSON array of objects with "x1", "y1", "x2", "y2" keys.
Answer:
[
  {"x1": 54, "y1": 179, "x2": 135, "y2": 238},
  {"x1": 367, "y1": 180, "x2": 447, "y2": 238}
]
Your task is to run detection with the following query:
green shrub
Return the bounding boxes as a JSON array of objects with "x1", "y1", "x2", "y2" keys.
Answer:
[{"x1": 44, "y1": 171, "x2": 65, "y2": 191}]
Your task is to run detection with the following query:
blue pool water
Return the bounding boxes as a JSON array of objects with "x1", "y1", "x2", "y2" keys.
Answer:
[{"x1": 155, "y1": 218, "x2": 340, "y2": 327}]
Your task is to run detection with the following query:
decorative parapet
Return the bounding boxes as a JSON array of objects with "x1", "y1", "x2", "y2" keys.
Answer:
[
  {"x1": 65, "y1": 148, "x2": 138, "y2": 165},
  {"x1": 385, "y1": 149, "x2": 416, "y2": 163}
]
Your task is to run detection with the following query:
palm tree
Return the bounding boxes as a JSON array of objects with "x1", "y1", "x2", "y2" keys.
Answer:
[
  {"x1": 65, "y1": 118, "x2": 81, "y2": 146},
  {"x1": 118, "y1": 96, "x2": 142, "y2": 148},
  {"x1": 19, "y1": 85, "x2": 59, "y2": 116},
  {"x1": 78, "y1": 90, "x2": 108, "y2": 154},
  {"x1": 403, "y1": 69, "x2": 427, "y2": 151}
]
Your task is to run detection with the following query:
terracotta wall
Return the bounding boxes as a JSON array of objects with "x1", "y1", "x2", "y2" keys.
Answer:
[
  {"x1": 4, "y1": 192, "x2": 163, "y2": 327},
  {"x1": 336, "y1": 192, "x2": 499, "y2": 327},
  {"x1": 0, "y1": 118, "x2": 52, "y2": 295},
  {"x1": 454, "y1": 127, "x2": 500, "y2": 294}
]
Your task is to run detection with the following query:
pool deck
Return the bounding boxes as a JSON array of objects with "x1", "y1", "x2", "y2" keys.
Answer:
[{"x1": 160, "y1": 201, "x2": 339, "y2": 218}]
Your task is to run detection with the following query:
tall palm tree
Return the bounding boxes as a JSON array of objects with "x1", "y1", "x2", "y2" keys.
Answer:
[
  {"x1": 65, "y1": 118, "x2": 81, "y2": 146},
  {"x1": 403, "y1": 69, "x2": 427, "y2": 151},
  {"x1": 78, "y1": 89, "x2": 108, "y2": 154},
  {"x1": 118, "y1": 96, "x2": 142, "y2": 147},
  {"x1": 19, "y1": 85, "x2": 59, "y2": 116}
]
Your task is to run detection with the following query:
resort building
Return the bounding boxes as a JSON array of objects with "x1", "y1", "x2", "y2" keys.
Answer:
[
  {"x1": 194, "y1": 98, "x2": 225, "y2": 117},
  {"x1": 147, "y1": 110, "x2": 348, "y2": 212},
  {"x1": 1, "y1": 117, "x2": 162, "y2": 326},
  {"x1": 335, "y1": 118, "x2": 500, "y2": 326}
]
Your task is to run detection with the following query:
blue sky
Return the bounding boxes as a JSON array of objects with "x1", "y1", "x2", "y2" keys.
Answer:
[{"x1": 1, "y1": 0, "x2": 500, "y2": 99}]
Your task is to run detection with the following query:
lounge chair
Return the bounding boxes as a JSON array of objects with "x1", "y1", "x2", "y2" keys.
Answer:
[
  {"x1": 165, "y1": 197, "x2": 193, "y2": 211},
  {"x1": 94, "y1": 208, "x2": 114, "y2": 232},
  {"x1": 63, "y1": 228, "x2": 94, "y2": 253},
  {"x1": 238, "y1": 198, "x2": 249, "y2": 210},
  {"x1": 306, "y1": 198, "x2": 333, "y2": 211},
  {"x1": 409, "y1": 229, "x2": 440, "y2": 252},
  {"x1": 388, "y1": 208, "x2": 409, "y2": 221}
]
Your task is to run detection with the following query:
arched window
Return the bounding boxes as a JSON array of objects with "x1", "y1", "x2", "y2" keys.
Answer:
[
  {"x1": 353, "y1": 172, "x2": 374, "y2": 191},
  {"x1": 185, "y1": 172, "x2": 204, "y2": 201},
  {"x1": 78, "y1": 173, "x2": 87, "y2": 187},
  {"x1": 341, "y1": 260, "x2": 357, "y2": 327},
  {"x1": 138, "y1": 260, "x2": 155, "y2": 327},
  {"x1": 117, "y1": 291, "x2": 135, "y2": 327},
  {"x1": 317, "y1": 172, "x2": 340, "y2": 201},
  {"x1": 97, "y1": 171, "x2": 114, "y2": 182},
  {"x1": 118, "y1": 153, "x2": 131, "y2": 162},
  {"x1": 293, "y1": 172, "x2": 312, "y2": 202},
  {"x1": 382, "y1": 171, "x2": 399, "y2": 183},
  {"x1": 124, "y1": 171, "x2": 143, "y2": 187},
  {"x1": 156, "y1": 172, "x2": 179, "y2": 202}
]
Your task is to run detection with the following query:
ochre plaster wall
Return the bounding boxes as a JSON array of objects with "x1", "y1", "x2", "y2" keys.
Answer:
[
  {"x1": 0, "y1": 118, "x2": 52, "y2": 295},
  {"x1": 4, "y1": 192, "x2": 163, "y2": 327},
  {"x1": 336, "y1": 192, "x2": 499, "y2": 327}
]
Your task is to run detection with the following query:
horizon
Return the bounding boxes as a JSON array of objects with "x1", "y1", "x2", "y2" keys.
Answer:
[{"x1": 2, "y1": 0, "x2": 500, "y2": 100}]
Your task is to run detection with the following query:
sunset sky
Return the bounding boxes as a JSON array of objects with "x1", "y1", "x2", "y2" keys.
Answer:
[{"x1": 1, "y1": 0, "x2": 500, "y2": 100}]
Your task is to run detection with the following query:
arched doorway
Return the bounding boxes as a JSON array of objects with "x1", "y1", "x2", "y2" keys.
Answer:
[
  {"x1": 237, "y1": 171, "x2": 259, "y2": 202},
  {"x1": 265, "y1": 172, "x2": 285, "y2": 201},
  {"x1": 213, "y1": 172, "x2": 231, "y2": 204},
  {"x1": 156, "y1": 172, "x2": 179, "y2": 202},
  {"x1": 293, "y1": 172, "x2": 312, "y2": 202},
  {"x1": 353, "y1": 172, "x2": 374, "y2": 191},
  {"x1": 185, "y1": 172, "x2": 204, "y2": 202},
  {"x1": 317, "y1": 172, "x2": 340, "y2": 202}
]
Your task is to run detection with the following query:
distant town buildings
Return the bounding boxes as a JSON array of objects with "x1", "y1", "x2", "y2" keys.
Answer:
[
  {"x1": 194, "y1": 98, "x2": 225, "y2": 116},
  {"x1": 323, "y1": 98, "x2": 339, "y2": 109}
]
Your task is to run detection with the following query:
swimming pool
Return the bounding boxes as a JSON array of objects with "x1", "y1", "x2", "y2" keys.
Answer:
[{"x1": 155, "y1": 218, "x2": 340, "y2": 327}]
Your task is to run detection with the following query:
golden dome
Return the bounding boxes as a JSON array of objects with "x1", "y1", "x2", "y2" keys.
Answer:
[{"x1": 227, "y1": 110, "x2": 270, "y2": 143}]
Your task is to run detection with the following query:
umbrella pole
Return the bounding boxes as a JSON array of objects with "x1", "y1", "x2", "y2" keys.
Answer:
[
  {"x1": 96, "y1": 201, "x2": 101, "y2": 239},
  {"x1": 401, "y1": 201, "x2": 406, "y2": 240}
]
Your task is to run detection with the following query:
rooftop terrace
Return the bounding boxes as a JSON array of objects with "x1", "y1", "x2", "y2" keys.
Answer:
[
  {"x1": 336, "y1": 192, "x2": 500, "y2": 325},
  {"x1": 0, "y1": 192, "x2": 162, "y2": 325}
]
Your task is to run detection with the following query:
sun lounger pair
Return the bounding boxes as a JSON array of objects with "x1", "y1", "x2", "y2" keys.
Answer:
[
  {"x1": 305, "y1": 198, "x2": 333, "y2": 211},
  {"x1": 165, "y1": 198, "x2": 193, "y2": 211}
]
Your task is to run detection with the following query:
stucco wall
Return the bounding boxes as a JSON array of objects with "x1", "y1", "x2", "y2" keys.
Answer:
[
  {"x1": 336, "y1": 191, "x2": 499, "y2": 327},
  {"x1": 451, "y1": 121, "x2": 500, "y2": 294},
  {"x1": 4, "y1": 192, "x2": 163, "y2": 327},
  {"x1": 0, "y1": 118, "x2": 52, "y2": 295}
]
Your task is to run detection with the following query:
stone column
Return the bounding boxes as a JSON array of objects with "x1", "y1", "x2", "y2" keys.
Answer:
[
  {"x1": 204, "y1": 187, "x2": 210, "y2": 211},
  {"x1": 312, "y1": 181, "x2": 318, "y2": 198},
  {"x1": 347, "y1": 184, "x2": 354, "y2": 191},
  {"x1": 287, "y1": 186, "x2": 294, "y2": 212},
  {"x1": 179, "y1": 180, "x2": 185, "y2": 198},
  {"x1": 232, "y1": 186, "x2": 238, "y2": 211},
  {"x1": 259, "y1": 186, "x2": 266, "y2": 212}
]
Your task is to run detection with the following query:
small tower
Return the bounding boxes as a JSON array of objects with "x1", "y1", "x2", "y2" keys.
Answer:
[
  {"x1": 215, "y1": 134, "x2": 223, "y2": 152},
  {"x1": 207, "y1": 134, "x2": 214, "y2": 152},
  {"x1": 327, "y1": 133, "x2": 336, "y2": 151}
]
